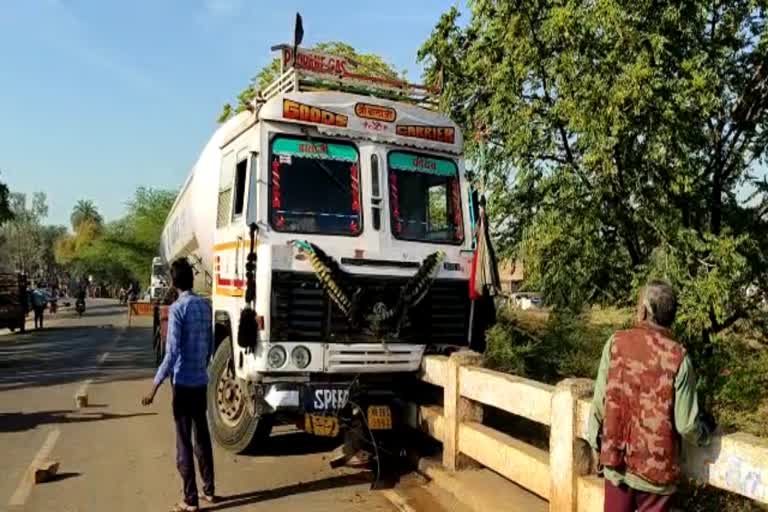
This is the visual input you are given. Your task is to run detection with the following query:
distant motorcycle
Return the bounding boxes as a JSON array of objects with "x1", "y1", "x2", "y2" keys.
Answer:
[{"x1": 75, "y1": 298, "x2": 86, "y2": 317}]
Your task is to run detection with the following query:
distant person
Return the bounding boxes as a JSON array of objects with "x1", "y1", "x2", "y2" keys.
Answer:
[
  {"x1": 588, "y1": 280, "x2": 717, "y2": 512},
  {"x1": 30, "y1": 284, "x2": 48, "y2": 329},
  {"x1": 141, "y1": 258, "x2": 216, "y2": 511},
  {"x1": 127, "y1": 282, "x2": 138, "y2": 302},
  {"x1": 49, "y1": 288, "x2": 58, "y2": 315}
]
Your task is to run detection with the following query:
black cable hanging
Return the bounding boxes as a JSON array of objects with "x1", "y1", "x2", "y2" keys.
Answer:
[{"x1": 292, "y1": 240, "x2": 444, "y2": 338}]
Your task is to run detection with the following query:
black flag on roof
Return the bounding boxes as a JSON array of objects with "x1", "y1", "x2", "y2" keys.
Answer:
[{"x1": 294, "y1": 13, "x2": 304, "y2": 48}]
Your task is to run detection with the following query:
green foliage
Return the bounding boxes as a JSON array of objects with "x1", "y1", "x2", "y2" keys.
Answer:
[
  {"x1": 485, "y1": 307, "x2": 618, "y2": 383},
  {"x1": 70, "y1": 199, "x2": 102, "y2": 231},
  {"x1": 217, "y1": 103, "x2": 233, "y2": 124},
  {"x1": 254, "y1": 57, "x2": 282, "y2": 93},
  {"x1": 0, "y1": 192, "x2": 55, "y2": 276},
  {"x1": 100, "y1": 187, "x2": 175, "y2": 285},
  {"x1": 422, "y1": 3, "x2": 768, "y2": 507},
  {"x1": 54, "y1": 219, "x2": 104, "y2": 266},
  {"x1": 0, "y1": 178, "x2": 13, "y2": 226},
  {"x1": 218, "y1": 41, "x2": 402, "y2": 122},
  {"x1": 39, "y1": 224, "x2": 67, "y2": 278},
  {"x1": 484, "y1": 315, "x2": 536, "y2": 375},
  {"x1": 421, "y1": 0, "x2": 768, "y2": 343},
  {"x1": 520, "y1": 207, "x2": 633, "y2": 310},
  {"x1": 56, "y1": 188, "x2": 175, "y2": 287}
]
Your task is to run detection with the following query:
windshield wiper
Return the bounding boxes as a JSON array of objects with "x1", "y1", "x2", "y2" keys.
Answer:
[
  {"x1": 309, "y1": 159, "x2": 351, "y2": 194},
  {"x1": 302, "y1": 129, "x2": 352, "y2": 195}
]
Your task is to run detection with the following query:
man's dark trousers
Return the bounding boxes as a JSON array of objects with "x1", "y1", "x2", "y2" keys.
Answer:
[
  {"x1": 604, "y1": 481, "x2": 673, "y2": 512},
  {"x1": 33, "y1": 307, "x2": 44, "y2": 329},
  {"x1": 172, "y1": 385, "x2": 215, "y2": 506}
]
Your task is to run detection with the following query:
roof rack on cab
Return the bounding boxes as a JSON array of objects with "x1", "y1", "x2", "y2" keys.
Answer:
[{"x1": 257, "y1": 45, "x2": 439, "y2": 110}]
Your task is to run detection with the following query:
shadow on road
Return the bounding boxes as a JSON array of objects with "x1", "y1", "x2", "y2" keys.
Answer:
[
  {"x1": 205, "y1": 473, "x2": 372, "y2": 511},
  {"x1": 0, "y1": 325, "x2": 155, "y2": 391},
  {"x1": 48, "y1": 472, "x2": 82, "y2": 482},
  {"x1": 243, "y1": 430, "x2": 341, "y2": 457},
  {"x1": 69, "y1": 308, "x2": 127, "y2": 319},
  {"x1": 0, "y1": 409, "x2": 157, "y2": 432}
]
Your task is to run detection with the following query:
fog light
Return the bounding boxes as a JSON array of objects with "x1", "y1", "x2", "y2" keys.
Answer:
[
  {"x1": 267, "y1": 345, "x2": 287, "y2": 368},
  {"x1": 291, "y1": 346, "x2": 311, "y2": 369}
]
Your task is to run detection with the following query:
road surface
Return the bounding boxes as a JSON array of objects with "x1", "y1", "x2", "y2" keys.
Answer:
[{"x1": 0, "y1": 299, "x2": 466, "y2": 512}]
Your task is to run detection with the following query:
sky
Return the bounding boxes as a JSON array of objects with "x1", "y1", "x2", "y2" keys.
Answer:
[{"x1": 0, "y1": 0, "x2": 463, "y2": 227}]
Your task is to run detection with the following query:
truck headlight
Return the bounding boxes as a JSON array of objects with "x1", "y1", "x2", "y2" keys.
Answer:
[
  {"x1": 267, "y1": 346, "x2": 287, "y2": 368},
  {"x1": 291, "y1": 346, "x2": 311, "y2": 369}
]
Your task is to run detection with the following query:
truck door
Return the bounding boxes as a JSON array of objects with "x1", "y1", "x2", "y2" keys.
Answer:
[{"x1": 214, "y1": 149, "x2": 251, "y2": 300}]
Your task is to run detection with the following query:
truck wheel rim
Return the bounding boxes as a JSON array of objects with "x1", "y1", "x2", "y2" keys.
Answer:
[{"x1": 216, "y1": 364, "x2": 244, "y2": 427}]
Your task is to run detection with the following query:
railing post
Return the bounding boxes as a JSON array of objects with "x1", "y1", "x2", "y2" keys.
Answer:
[
  {"x1": 550, "y1": 378, "x2": 594, "y2": 512},
  {"x1": 443, "y1": 350, "x2": 484, "y2": 471}
]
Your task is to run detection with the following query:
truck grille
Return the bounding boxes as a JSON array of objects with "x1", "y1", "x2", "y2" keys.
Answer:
[
  {"x1": 325, "y1": 344, "x2": 425, "y2": 373},
  {"x1": 270, "y1": 271, "x2": 470, "y2": 345}
]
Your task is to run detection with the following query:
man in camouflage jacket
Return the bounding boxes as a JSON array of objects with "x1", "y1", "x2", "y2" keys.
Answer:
[{"x1": 588, "y1": 280, "x2": 716, "y2": 512}]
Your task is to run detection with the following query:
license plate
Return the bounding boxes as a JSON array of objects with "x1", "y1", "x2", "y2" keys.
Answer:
[
  {"x1": 367, "y1": 405, "x2": 392, "y2": 430},
  {"x1": 304, "y1": 385, "x2": 350, "y2": 413},
  {"x1": 304, "y1": 414, "x2": 340, "y2": 437}
]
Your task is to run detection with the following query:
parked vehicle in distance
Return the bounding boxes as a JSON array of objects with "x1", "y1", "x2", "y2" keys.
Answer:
[
  {"x1": 0, "y1": 272, "x2": 28, "y2": 333},
  {"x1": 148, "y1": 257, "x2": 168, "y2": 302}
]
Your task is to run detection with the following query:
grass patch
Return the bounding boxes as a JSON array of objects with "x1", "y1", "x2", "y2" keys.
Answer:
[{"x1": 485, "y1": 306, "x2": 630, "y2": 383}]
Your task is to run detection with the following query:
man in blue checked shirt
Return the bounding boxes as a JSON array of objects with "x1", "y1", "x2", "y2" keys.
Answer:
[{"x1": 142, "y1": 258, "x2": 216, "y2": 512}]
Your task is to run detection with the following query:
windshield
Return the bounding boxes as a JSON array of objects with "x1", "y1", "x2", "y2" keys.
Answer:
[
  {"x1": 388, "y1": 151, "x2": 463, "y2": 244},
  {"x1": 152, "y1": 264, "x2": 165, "y2": 277},
  {"x1": 269, "y1": 136, "x2": 361, "y2": 236}
]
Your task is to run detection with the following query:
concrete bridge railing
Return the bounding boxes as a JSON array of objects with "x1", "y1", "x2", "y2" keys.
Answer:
[{"x1": 410, "y1": 352, "x2": 768, "y2": 511}]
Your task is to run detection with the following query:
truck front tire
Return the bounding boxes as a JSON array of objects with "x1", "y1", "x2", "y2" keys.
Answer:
[{"x1": 207, "y1": 339, "x2": 272, "y2": 453}]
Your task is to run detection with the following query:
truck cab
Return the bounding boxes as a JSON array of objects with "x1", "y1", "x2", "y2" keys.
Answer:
[
  {"x1": 159, "y1": 46, "x2": 477, "y2": 453},
  {"x1": 148, "y1": 257, "x2": 168, "y2": 302}
]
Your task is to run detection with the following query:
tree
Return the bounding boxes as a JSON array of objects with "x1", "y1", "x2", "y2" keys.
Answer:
[
  {"x1": 218, "y1": 41, "x2": 403, "y2": 122},
  {"x1": 54, "y1": 219, "x2": 103, "y2": 266},
  {"x1": 40, "y1": 224, "x2": 67, "y2": 277},
  {"x1": 0, "y1": 192, "x2": 50, "y2": 275},
  {"x1": 419, "y1": 1, "x2": 768, "y2": 345},
  {"x1": 70, "y1": 199, "x2": 103, "y2": 231},
  {"x1": 0, "y1": 177, "x2": 13, "y2": 226},
  {"x1": 57, "y1": 188, "x2": 175, "y2": 287},
  {"x1": 100, "y1": 187, "x2": 176, "y2": 284}
]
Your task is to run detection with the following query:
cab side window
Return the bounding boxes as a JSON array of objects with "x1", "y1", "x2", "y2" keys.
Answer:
[
  {"x1": 217, "y1": 152, "x2": 235, "y2": 228},
  {"x1": 232, "y1": 158, "x2": 248, "y2": 219}
]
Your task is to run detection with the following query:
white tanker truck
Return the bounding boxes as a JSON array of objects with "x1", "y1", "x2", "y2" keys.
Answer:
[{"x1": 154, "y1": 44, "x2": 485, "y2": 454}]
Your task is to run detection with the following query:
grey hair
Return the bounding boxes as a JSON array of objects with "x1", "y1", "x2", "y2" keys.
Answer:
[{"x1": 643, "y1": 279, "x2": 678, "y2": 327}]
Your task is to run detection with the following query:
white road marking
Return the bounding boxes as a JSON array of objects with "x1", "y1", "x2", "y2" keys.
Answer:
[
  {"x1": 98, "y1": 352, "x2": 110, "y2": 364},
  {"x1": 8, "y1": 429, "x2": 61, "y2": 507}
]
